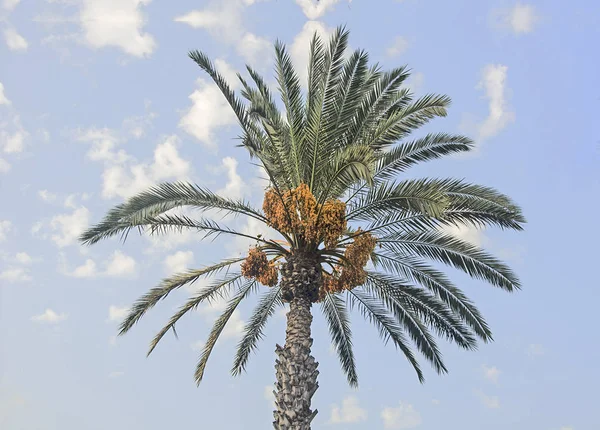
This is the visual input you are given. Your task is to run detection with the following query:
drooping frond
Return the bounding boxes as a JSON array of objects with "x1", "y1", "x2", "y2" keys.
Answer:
[
  {"x1": 195, "y1": 279, "x2": 257, "y2": 385},
  {"x1": 379, "y1": 230, "x2": 521, "y2": 291},
  {"x1": 321, "y1": 293, "x2": 358, "y2": 386},
  {"x1": 348, "y1": 289, "x2": 425, "y2": 383},
  {"x1": 232, "y1": 286, "x2": 283, "y2": 376},
  {"x1": 372, "y1": 252, "x2": 492, "y2": 340},
  {"x1": 118, "y1": 258, "x2": 245, "y2": 335},
  {"x1": 365, "y1": 271, "x2": 477, "y2": 350},
  {"x1": 79, "y1": 182, "x2": 269, "y2": 246},
  {"x1": 147, "y1": 274, "x2": 244, "y2": 356},
  {"x1": 362, "y1": 273, "x2": 447, "y2": 374}
]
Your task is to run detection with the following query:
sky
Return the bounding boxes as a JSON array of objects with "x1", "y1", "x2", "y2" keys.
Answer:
[{"x1": 1, "y1": 0, "x2": 599, "y2": 429}]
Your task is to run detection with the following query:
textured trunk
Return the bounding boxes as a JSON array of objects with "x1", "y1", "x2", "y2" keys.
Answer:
[{"x1": 272, "y1": 257, "x2": 321, "y2": 430}]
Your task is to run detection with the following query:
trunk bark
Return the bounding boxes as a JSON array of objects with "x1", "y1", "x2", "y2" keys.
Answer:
[{"x1": 272, "y1": 296, "x2": 319, "y2": 429}]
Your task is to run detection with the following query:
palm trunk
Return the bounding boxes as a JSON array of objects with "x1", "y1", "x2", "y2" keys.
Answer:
[
  {"x1": 272, "y1": 258, "x2": 321, "y2": 429},
  {"x1": 273, "y1": 296, "x2": 319, "y2": 429}
]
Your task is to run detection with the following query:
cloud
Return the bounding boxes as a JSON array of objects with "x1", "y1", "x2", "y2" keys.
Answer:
[
  {"x1": 38, "y1": 189, "x2": 58, "y2": 202},
  {"x1": 31, "y1": 309, "x2": 68, "y2": 324},
  {"x1": 108, "y1": 371, "x2": 125, "y2": 378},
  {"x1": 527, "y1": 343, "x2": 545, "y2": 357},
  {"x1": 105, "y1": 250, "x2": 136, "y2": 277},
  {"x1": 386, "y1": 36, "x2": 409, "y2": 57},
  {"x1": 290, "y1": 20, "x2": 333, "y2": 86},
  {"x1": 264, "y1": 385, "x2": 275, "y2": 408},
  {"x1": 482, "y1": 365, "x2": 500, "y2": 383},
  {"x1": 475, "y1": 390, "x2": 500, "y2": 409},
  {"x1": 0, "y1": 82, "x2": 10, "y2": 105},
  {"x1": 178, "y1": 77, "x2": 237, "y2": 148},
  {"x1": 441, "y1": 223, "x2": 485, "y2": 247},
  {"x1": 560, "y1": 427, "x2": 574, "y2": 430},
  {"x1": 70, "y1": 258, "x2": 97, "y2": 277},
  {"x1": 49, "y1": 206, "x2": 90, "y2": 247},
  {"x1": 329, "y1": 396, "x2": 368, "y2": 424},
  {"x1": 198, "y1": 295, "x2": 245, "y2": 339},
  {"x1": 2, "y1": 0, "x2": 21, "y2": 12},
  {"x1": 76, "y1": 127, "x2": 189, "y2": 200},
  {"x1": 174, "y1": 1, "x2": 271, "y2": 67},
  {"x1": 190, "y1": 340, "x2": 204, "y2": 351},
  {"x1": 0, "y1": 219, "x2": 11, "y2": 241},
  {"x1": 107, "y1": 305, "x2": 129, "y2": 323},
  {"x1": 1, "y1": 113, "x2": 28, "y2": 154},
  {"x1": 0, "y1": 158, "x2": 10, "y2": 173},
  {"x1": 294, "y1": 0, "x2": 347, "y2": 19},
  {"x1": 15, "y1": 252, "x2": 32, "y2": 264},
  {"x1": 500, "y1": 3, "x2": 539, "y2": 35},
  {"x1": 78, "y1": 0, "x2": 156, "y2": 57},
  {"x1": 4, "y1": 27, "x2": 28, "y2": 51},
  {"x1": 475, "y1": 64, "x2": 515, "y2": 142},
  {"x1": 164, "y1": 250, "x2": 194, "y2": 274},
  {"x1": 0, "y1": 267, "x2": 32, "y2": 282},
  {"x1": 381, "y1": 402, "x2": 421, "y2": 429},
  {"x1": 217, "y1": 157, "x2": 245, "y2": 200}
]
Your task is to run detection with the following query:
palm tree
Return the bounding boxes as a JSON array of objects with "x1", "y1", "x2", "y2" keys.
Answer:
[{"x1": 80, "y1": 27, "x2": 525, "y2": 430}]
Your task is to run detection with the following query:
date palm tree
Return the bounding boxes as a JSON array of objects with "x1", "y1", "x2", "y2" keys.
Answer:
[{"x1": 80, "y1": 27, "x2": 525, "y2": 430}]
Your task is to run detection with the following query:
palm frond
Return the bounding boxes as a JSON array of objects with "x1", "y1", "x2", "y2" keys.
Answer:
[
  {"x1": 147, "y1": 274, "x2": 244, "y2": 355},
  {"x1": 321, "y1": 293, "x2": 358, "y2": 387},
  {"x1": 195, "y1": 279, "x2": 257, "y2": 385},
  {"x1": 348, "y1": 289, "x2": 425, "y2": 383},
  {"x1": 232, "y1": 286, "x2": 283, "y2": 376},
  {"x1": 372, "y1": 252, "x2": 492, "y2": 340},
  {"x1": 380, "y1": 231, "x2": 521, "y2": 291},
  {"x1": 118, "y1": 258, "x2": 245, "y2": 335}
]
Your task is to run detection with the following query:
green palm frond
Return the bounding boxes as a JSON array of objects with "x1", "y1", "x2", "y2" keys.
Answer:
[
  {"x1": 195, "y1": 279, "x2": 257, "y2": 385},
  {"x1": 348, "y1": 289, "x2": 425, "y2": 383},
  {"x1": 321, "y1": 293, "x2": 358, "y2": 387},
  {"x1": 372, "y1": 252, "x2": 492, "y2": 340},
  {"x1": 375, "y1": 133, "x2": 475, "y2": 181},
  {"x1": 380, "y1": 230, "x2": 520, "y2": 291},
  {"x1": 362, "y1": 273, "x2": 447, "y2": 374},
  {"x1": 79, "y1": 182, "x2": 268, "y2": 246},
  {"x1": 232, "y1": 286, "x2": 283, "y2": 376},
  {"x1": 365, "y1": 272, "x2": 477, "y2": 349},
  {"x1": 147, "y1": 274, "x2": 244, "y2": 356},
  {"x1": 119, "y1": 258, "x2": 245, "y2": 335}
]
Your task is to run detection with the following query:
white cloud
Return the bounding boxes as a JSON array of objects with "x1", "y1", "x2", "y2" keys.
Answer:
[
  {"x1": 108, "y1": 371, "x2": 125, "y2": 378},
  {"x1": 38, "y1": 189, "x2": 57, "y2": 202},
  {"x1": 198, "y1": 295, "x2": 245, "y2": 339},
  {"x1": 290, "y1": 20, "x2": 333, "y2": 86},
  {"x1": 4, "y1": 27, "x2": 28, "y2": 51},
  {"x1": 0, "y1": 158, "x2": 10, "y2": 173},
  {"x1": 107, "y1": 305, "x2": 129, "y2": 323},
  {"x1": 190, "y1": 340, "x2": 204, "y2": 351},
  {"x1": 31, "y1": 309, "x2": 68, "y2": 324},
  {"x1": 441, "y1": 223, "x2": 485, "y2": 247},
  {"x1": 527, "y1": 343, "x2": 545, "y2": 357},
  {"x1": 1, "y1": 129, "x2": 26, "y2": 153},
  {"x1": 560, "y1": 427, "x2": 574, "y2": 430},
  {"x1": 476, "y1": 390, "x2": 500, "y2": 409},
  {"x1": 15, "y1": 252, "x2": 32, "y2": 264},
  {"x1": 476, "y1": 64, "x2": 514, "y2": 142},
  {"x1": 431, "y1": 399, "x2": 440, "y2": 405},
  {"x1": 105, "y1": 250, "x2": 136, "y2": 277},
  {"x1": 329, "y1": 396, "x2": 368, "y2": 424},
  {"x1": 295, "y1": 0, "x2": 345, "y2": 19},
  {"x1": 179, "y1": 77, "x2": 237, "y2": 148},
  {"x1": 386, "y1": 36, "x2": 409, "y2": 57},
  {"x1": 164, "y1": 250, "x2": 194, "y2": 274},
  {"x1": 217, "y1": 157, "x2": 245, "y2": 200},
  {"x1": 264, "y1": 385, "x2": 275, "y2": 408},
  {"x1": 2, "y1": 0, "x2": 21, "y2": 11},
  {"x1": 482, "y1": 365, "x2": 500, "y2": 383},
  {"x1": 381, "y1": 402, "x2": 421, "y2": 429},
  {"x1": 0, "y1": 267, "x2": 32, "y2": 282},
  {"x1": 0, "y1": 82, "x2": 10, "y2": 105},
  {"x1": 50, "y1": 206, "x2": 90, "y2": 247},
  {"x1": 78, "y1": 0, "x2": 156, "y2": 57},
  {"x1": 0, "y1": 220, "x2": 12, "y2": 241},
  {"x1": 503, "y1": 3, "x2": 539, "y2": 35},
  {"x1": 174, "y1": 2, "x2": 271, "y2": 67},
  {"x1": 70, "y1": 258, "x2": 98, "y2": 278},
  {"x1": 406, "y1": 72, "x2": 424, "y2": 94}
]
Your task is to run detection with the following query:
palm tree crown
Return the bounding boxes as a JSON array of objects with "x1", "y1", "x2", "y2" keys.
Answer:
[{"x1": 80, "y1": 26, "x2": 525, "y2": 393}]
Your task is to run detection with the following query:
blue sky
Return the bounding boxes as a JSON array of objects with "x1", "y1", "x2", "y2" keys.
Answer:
[{"x1": 1, "y1": 0, "x2": 599, "y2": 429}]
